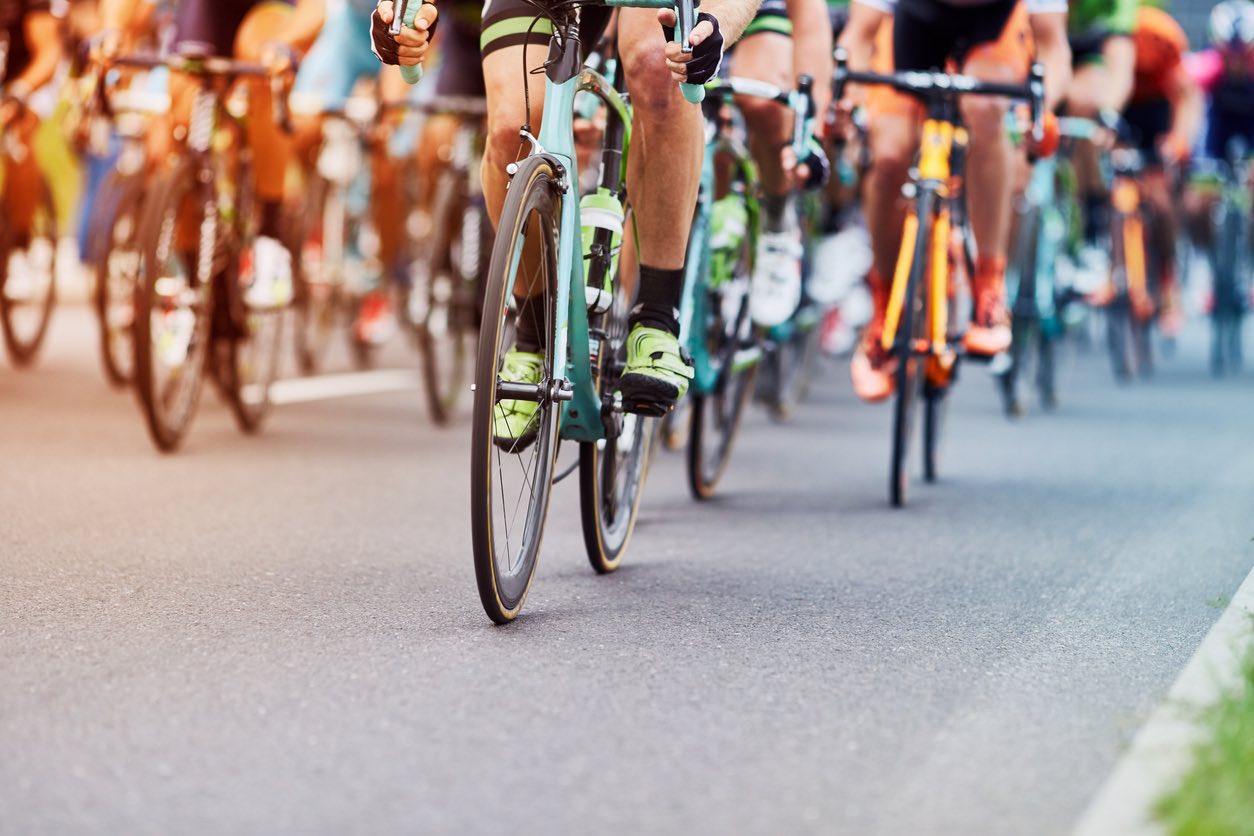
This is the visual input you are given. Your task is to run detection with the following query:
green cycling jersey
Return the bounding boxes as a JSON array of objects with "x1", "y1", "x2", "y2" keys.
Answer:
[{"x1": 1068, "y1": 0, "x2": 1137, "y2": 36}]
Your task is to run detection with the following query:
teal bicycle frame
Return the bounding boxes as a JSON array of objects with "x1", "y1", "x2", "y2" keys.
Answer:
[{"x1": 499, "y1": 1, "x2": 703, "y2": 441}]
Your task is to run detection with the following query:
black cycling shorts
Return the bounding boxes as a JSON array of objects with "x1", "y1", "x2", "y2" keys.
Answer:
[
  {"x1": 480, "y1": 0, "x2": 611, "y2": 59},
  {"x1": 892, "y1": 0, "x2": 1019, "y2": 73},
  {"x1": 437, "y1": 18, "x2": 487, "y2": 97},
  {"x1": 1123, "y1": 97, "x2": 1171, "y2": 165},
  {"x1": 1069, "y1": 28, "x2": 1111, "y2": 67},
  {"x1": 173, "y1": 0, "x2": 291, "y2": 58}
]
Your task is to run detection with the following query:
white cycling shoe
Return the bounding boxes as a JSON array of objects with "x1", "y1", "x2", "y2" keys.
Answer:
[
  {"x1": 749, "y1": 232, "x2": 804, "y2": 328},
  {"x1": 808, "y1": 225, "x2": 872, "y2": 306},
  {"x1": 245, "y1": 236, "x2": 294, "y2": 309}
]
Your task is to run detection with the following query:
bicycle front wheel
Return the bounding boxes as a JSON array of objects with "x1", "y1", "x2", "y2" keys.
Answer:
[
  {"x1": 132, "y1": 161, "x2": 214, "y2": 452},
  {"x1": 0, "y1": 175, "x2": 58, "y2": 367},
  {"x1": 890, "y1": 199, "x2": 934, "y2": 508},
  {"x1": 416, "y1": 168, "x2": 484, "y2": 425},
  {"x1": 94, "y1": 171, "x2": 145, "y2": 387},
  {"x1": 470, "y1": 156, "x2": 562, "y2": 623}
]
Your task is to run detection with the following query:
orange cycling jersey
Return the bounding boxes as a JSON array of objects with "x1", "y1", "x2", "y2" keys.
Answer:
[{"x1": 1131, "y1": 7, "x2": 1188, "y2": 104}]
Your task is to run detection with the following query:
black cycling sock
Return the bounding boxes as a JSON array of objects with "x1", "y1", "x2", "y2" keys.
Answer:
[
  {"x1": 1082, "y1": 193, "x2": 1108, "y2": 244},
  {"x1": 629, "y1": 265, "x2": 684, "y2": 337},
  {"x1": 762, "y1": 192, "x2": 796, "y2": 234},
  {"x1": 513, "y1": 293, "x2": 547, "y2": 354},
  {"x1": 260, "y1": 201, "x2": 284, "y2": 240}
]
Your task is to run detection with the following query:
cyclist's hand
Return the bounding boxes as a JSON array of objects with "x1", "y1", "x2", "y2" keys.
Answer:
[
  {"x1": 827, "y1": 96, "x2": 857, "y2": 141},
  {"x1": 372, "y1": 1, "x2": 438, "y2": 68},
  {"x1": 658, "y1": 10, "x2": 724, "y2": 87},
  {"x1": 1159, "y1": 132, "x2": 1191, "y2": 167},
  {"x1": 260, "y1": 41, "x2": 297, "y2": 75},
  {"x1": 783, "y1": 137, "x2": 831, "y2": 191},
  {"x1": 1025, "y1": 112, "x2": 1060, "y2": 159},
  {"x1": 88, "y1": 28, "x2": 122, "y2": 66}
]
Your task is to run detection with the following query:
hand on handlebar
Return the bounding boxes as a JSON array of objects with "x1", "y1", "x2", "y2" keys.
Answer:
[
  {"x1": 259, "y1": 41, "x2": 298, "y2": 76},
  {"x1": 372, "y1": 1, "x2": 438, "y2": 68},
  {"x1": 658, "y1": 9, "x2": 724, "y2": 88}
]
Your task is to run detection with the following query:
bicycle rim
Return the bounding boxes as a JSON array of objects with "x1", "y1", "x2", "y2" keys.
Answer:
[
  {"x1": 470, "y1": 157, "x2": 561, "y2": 623},
  {"x1": 0, "y1": 178, "x2": 58, "y2": 367},
  {"x1": 890, "y1": 199, "x2": 933, "y2": 508},
  {"x1": 419, "y1": 171, "x2": 481, "y2": 425},
  {"x1": 96, "y1": 173, "x2": 144, "y2": 387},
  {"x1": 580, "y1": 259, "x2": 656, "y2": 573},
  {"x1": 132, "y1": 163, "x2": 213, "y2": 452}
]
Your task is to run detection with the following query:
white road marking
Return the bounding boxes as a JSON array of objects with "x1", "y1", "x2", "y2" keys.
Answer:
[
  {"x1": 1072, "y1": 566, "x2": 1254, "y2": 836},
  {"x1": 269, "y1": 369, "x2": 421, "y2": 405}
]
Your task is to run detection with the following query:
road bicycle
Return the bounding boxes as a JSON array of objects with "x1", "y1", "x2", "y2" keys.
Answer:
[
  {"x1": 0, "y1": 99, "x2": 59, "y2": 368},
  {"x1": 395, "y1": 95, "x2": 490, "y2": 425},
  {"x1": 450, "y1": 0, "x2": 704, "y2": 622},
  {"x1": 997, "y1": 116, "x2": 1092, "y2": 416},
  {"x1": 1103, "y1": 123, "x2": 1158, "y2": 382},
  {"x1": 679, "y1": 74, "x2": 816, "y2": 498},
  {"x1": 1203, "y1": 139, "x2": 1249, "y2": 377},
  {"x1": 834, "y1": 49, "x2": 1044, "y2": 506},
  {"x1": 118, "y1": 49, "x2": 292, "y2": 452}
]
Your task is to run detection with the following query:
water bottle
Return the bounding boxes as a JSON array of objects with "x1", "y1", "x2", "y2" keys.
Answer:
[{"x1": 581, "y1": 189, "x2": 624, "y2": 314}]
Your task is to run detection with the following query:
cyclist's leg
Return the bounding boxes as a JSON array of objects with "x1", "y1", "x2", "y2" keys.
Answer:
[
  {"x1": 2, "y1": 8, "x2": 61, "y2": 242},
  {"x1": 615, "y1": 8, "x2": 704, "y2": 407},
  {"x1": 850, "y1": 16, "x2": 921, "y2": 401},
  {"x1": 955, "y1": 0, "x2": 1030, "y2": 353}
]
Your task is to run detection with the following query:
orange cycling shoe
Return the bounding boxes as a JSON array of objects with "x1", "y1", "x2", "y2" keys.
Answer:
[
  {"x1": 850, "y1": 271, "x2": 896, "y2": 402},
  {"x1": 963, "y1": 257, "x2": 1012, "y2": 356}
]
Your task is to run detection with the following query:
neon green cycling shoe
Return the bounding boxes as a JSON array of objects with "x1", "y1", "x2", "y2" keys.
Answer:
[
  {"x1": 492, "y1": 348, "x2": 545, "y2": 452},
  {"x1": 617, "y1": 326, "x2": 694, "y2": 416}
]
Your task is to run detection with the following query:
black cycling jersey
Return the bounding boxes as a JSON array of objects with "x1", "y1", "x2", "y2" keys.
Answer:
[{"x1": 173, "y1": 0, "x2": 292, "y2": 58}]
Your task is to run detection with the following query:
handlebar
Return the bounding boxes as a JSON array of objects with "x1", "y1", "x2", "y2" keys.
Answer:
[
  {"x1": 96, "y1": 51, "x2": 294, "y2": 134},
  {"x1": 704, "y1": 74, "x2": 817, "y2": 160},
  {"x1": 391, "y1": 0, "x2": 425, "y2": 86},
  {"x1": 833, "y1": 47, "x2": 1045, "y2": 141}
]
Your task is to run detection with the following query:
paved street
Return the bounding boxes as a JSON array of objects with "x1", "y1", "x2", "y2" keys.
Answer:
[{"x1": 2, "y1": 306, "x2": 1252, "y2": 835}]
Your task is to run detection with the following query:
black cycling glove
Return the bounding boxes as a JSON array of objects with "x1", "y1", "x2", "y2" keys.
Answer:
[
  {"x1": 660, "y1": 12, "x2": 724, "y2": 86},
  {"x1": 798, "y1": 138, "x2": 830, "y2": 191},
  {"x1": 371, "y1": 2, "x2": 438, "y2": 65}
]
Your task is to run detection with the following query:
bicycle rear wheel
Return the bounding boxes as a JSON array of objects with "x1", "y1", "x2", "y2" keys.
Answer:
[
  {"x1": 94, "y1": 171, "x2": 145, "y2": 387},
  {"x1": 470, "y1": 156, "x2": 562, "y2": 624},
  {"x1": 132, "y1": 160, "x2": 214, "y2": 452},
  {"x1": 580, "y1": 263, "x2": 656, "y2": 573},
  {"x1": 0, "y1": 175, "x2": 58, "y2": 367}
]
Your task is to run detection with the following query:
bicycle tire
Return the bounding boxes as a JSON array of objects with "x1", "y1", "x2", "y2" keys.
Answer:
[
  {"x1": 580, "y1": 263, "x2": 656, "y2": 574},
  {"x1": 922, "y1": 382, "x2": 947, "y2": 484},
  {"x1": 890, "y1": 194, "x2": 934, "y2": 508},
  {"x1": 292, "y1": 176, "x2": 346, "y2": 376},
  {"x1": 132, "y1": 160, "x2": 214, "y2": 452},
  {"x1": 0, "y1": 176, "x2": 58, "y2": 367},
  {"x1": 764, "y1": 308, "x2": 822, "y2": 423},
  {"x1": 417, "y1": 167, "x2": 480, "y2": 425},
  {"x1": 470, "y1": 156, "x2": 562, "y2": 624},
  {"x1": 94, "y1": 170, "x2": 145, "y2": 387},
  {"x1": 687, "y1": 260, "x2": 758, "y2": 499}
]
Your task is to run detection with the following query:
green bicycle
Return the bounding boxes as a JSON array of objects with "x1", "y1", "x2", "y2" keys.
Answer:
[
  {"x1": 680, "y1": 74, "x2": 815, "y2": 498},
  {"x1": 453, "y1": 0, "x2": 705, "y2": 623}
]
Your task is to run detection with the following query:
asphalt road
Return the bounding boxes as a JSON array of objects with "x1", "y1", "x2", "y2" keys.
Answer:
[{"x1": 2, "y1": 306, "x2": 1252, "y2": 835}]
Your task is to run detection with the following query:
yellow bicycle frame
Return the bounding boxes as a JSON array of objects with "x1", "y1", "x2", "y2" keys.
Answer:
[{"x1": 881, "y1": 119, "x2": 961, "y2": 356}]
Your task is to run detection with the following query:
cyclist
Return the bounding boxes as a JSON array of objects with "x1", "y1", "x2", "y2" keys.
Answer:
[
  {"x1": 1065, "y1": 0, "x2": 1136, "y2": 277},
  {"x1": 98, "y1": 0, "x2": 327, "y2": 306},
  {"x1": 1189, "y1": 0, "x2": 1254, "y2": 163},
  {"x1": 1091, "y1": 4, "x2": 1199, "y2": 329},
  {"x1": 374, "y1": 0, "x2": 763, "y2": 438},
  {"x1": 731, "y1": 0, "x2": 834, "y2": 327},
  {"x1": 1, "y1": 0, "x2": 64, "y2": 284},
  {"x1": 838, "y1": 0, "x2": 1071, "y2": 402}
]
